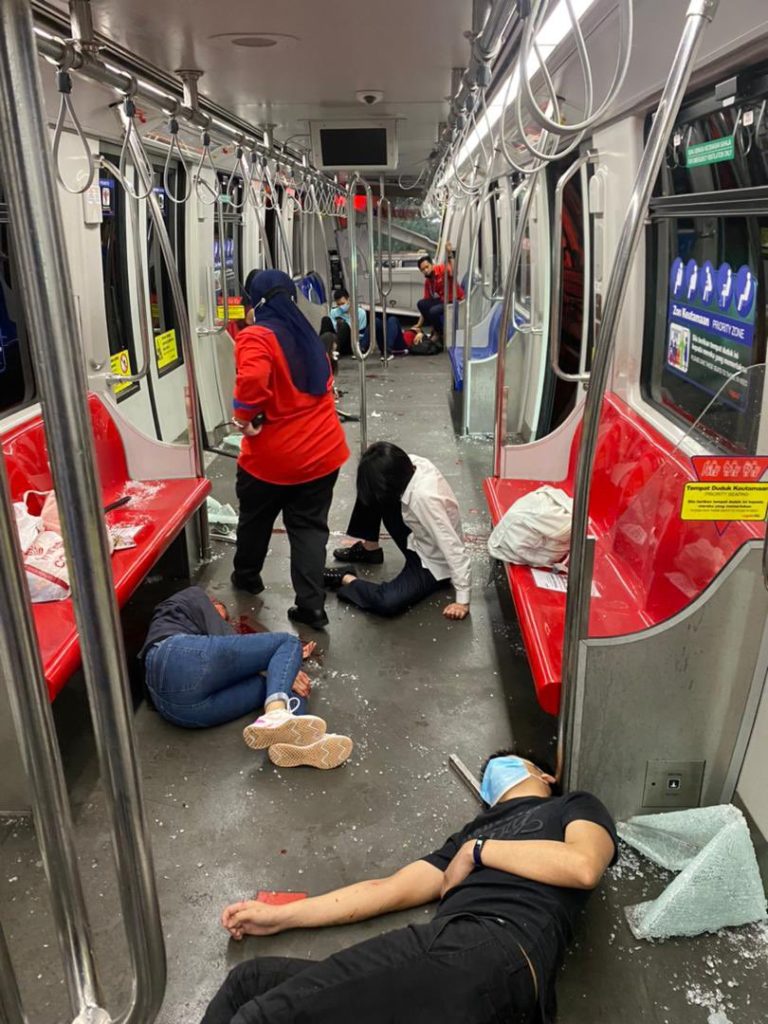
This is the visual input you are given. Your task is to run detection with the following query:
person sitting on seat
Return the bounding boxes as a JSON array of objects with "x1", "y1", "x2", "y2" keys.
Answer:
[
  {"x1": 324, "y1": 442, "x2": 471, "y2": 620},
  {"x1": 415, "y1": 243, "x2": 464, "y2": 349},
  {"x1": 202, "y1": 750, "x2": 618, "y2": 1024},
  {"x1": 140, "y1": 586, "x2": 353, "y2": 769},
  {"x1": 329, "y1": 287, "x2": 367, "y2": 357}
]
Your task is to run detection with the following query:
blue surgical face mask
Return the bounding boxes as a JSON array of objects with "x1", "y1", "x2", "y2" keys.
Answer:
[
  {"x1": 480, "y1": 756, "x2": 533, "y2": 807},
  {"x1": 339, "y1": 302, "x2": 350, "y2": 313}
]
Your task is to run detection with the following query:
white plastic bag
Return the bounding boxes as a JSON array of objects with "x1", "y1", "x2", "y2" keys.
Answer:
[
  {"x1": 24, "y1": 530, "x2": 70, "y2": 602},
  {"x1": 13, "y1": 501, "x2": 41, "y2": 554},
  {"x1": 488, "y1": 486, "x2": 573, "y2": 567}
]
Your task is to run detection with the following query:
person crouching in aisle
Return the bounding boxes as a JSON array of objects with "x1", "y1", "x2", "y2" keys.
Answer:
[{"x1": 324, "y1": 442, "x2": 471, "y2": 620}]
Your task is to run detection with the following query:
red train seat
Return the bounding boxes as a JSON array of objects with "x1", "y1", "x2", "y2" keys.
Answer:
[
  {"x1": 2, "y1": 394, "x2": 211, "y2": 700},
  {"x1": 484, "y1": 393, "x2": 762, "y2": 715}
]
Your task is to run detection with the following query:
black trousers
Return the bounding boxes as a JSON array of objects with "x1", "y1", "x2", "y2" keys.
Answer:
[
  {"x1": 334, "y1": 319, "x2": 353, "y2": 356},
  {"x1": 417, "y1": 296, "x2": 445, "y2": 335},
  {"x1": 234, "y1": 467, "x2": 339, "y2": 611},
  {"x1": 336, "y1": 497, "x2": 449, "y2": 617},
  {"x1": 200, "y1": 917, "x2": 538, "y2": 1024}
]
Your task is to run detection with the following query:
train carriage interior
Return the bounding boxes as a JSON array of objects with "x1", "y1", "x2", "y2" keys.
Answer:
[{"x1": 2, "y1": 0, "x2": 768, "y2": 1021}]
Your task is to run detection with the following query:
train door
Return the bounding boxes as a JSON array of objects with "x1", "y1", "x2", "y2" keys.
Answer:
[
  {"x1": 142, "y1": 164, "x2": 188, "y2": 441},
  {"x1": 535, "y1": 148, "x2": 594, "y2": 436},
  {"x1": 497, "y1": 170, "x2": 552, "y2": 446},
  {"x1": 187, "y1": 159, "x2": 225, "y2": 443},
  {"x1": 97, "y1": 158, "x2": 160, "y2": 438}
]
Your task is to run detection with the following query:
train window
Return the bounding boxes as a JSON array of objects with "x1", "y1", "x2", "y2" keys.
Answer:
[
  {"x1": 215, "y1": 173, "x2": 244, "y2": 313},
  {"x1": 389, "y1": 199, "x2": 441, "y2": 255},
  {"x1": 643, "y1": 210, "x2": 767, "y2": 452},
  {"x1": 0, "y1": 192, "x2": 36, "y2": 415},
  {"x1": 658, "y1": 64, "x2": 768, "y2": 198},
  {"x1": 148, "y1": 170, "x2": 185, "y2": 377},
  {"x1": 99, "y1": 167, "x2": 139, "y2": 401}
]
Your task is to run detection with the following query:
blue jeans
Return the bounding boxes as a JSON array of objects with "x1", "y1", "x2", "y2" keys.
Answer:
[{"x1": 144, "y1": 632, "x2": 304, "y2": 728}]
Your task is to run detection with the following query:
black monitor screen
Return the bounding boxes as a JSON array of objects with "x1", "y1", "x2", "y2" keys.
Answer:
[{"x1": 320, "y1": 128, "x2": 388, "y2": 167}]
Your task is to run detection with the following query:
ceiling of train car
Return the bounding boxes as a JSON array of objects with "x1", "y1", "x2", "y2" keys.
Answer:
[{"x1": 42, "y1": 0, "x2": 471, "y2": 177}]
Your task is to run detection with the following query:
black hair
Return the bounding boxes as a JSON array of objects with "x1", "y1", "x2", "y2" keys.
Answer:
[
  {"x1": 357, "y1": 442, "x2": 415, "y2": 508},
  {"x1": 417, "y1": 254, "x2": 432, "y2": 268},
  {"x1": 479, "y1": 747, "x2": 561, "y2": 797},
  {"x1": 333, "y1": 287, "x2": 350, "y2": 302}
]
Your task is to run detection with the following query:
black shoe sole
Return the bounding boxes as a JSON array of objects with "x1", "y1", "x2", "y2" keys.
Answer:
[
  {"x1": 323, "y1": 570, "x2": 356, "y2": 590},
  {"x1": 332, "y1": 547, "x2": 384, "y2": 565},
  {"x1": 287, "y1": 607, "x2": 329, "y2": 629},
  {"x1": 231, "y1": 574, "x2": 265, "y2": 595}
]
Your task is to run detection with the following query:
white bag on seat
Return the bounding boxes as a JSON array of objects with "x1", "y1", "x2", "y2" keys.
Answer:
[
  {"x1": 487, "y1": 486, "x2": 573, "y2": 567},
  {"x1": 13, "y1": 501, "x2": 41, "y2": 553}
]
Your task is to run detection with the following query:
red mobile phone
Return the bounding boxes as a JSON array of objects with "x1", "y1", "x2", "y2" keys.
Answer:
[{"x1": 256, "y1": 890, "x2": 308, "y2": 906}]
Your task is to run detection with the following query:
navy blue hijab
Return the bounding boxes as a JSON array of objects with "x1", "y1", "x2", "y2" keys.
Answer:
[{"x1": 244, "y1": 269, "x2": 331, "y2": 396}]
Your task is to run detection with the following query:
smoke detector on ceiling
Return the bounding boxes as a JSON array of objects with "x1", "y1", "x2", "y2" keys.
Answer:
[{"x1": 356, "y1": 90, "x2": 384, "y2": 106}]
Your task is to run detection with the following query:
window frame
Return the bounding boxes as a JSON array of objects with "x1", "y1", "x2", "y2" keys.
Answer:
[
  {"x1": 147, "y1": 164, "x2": 186, "y2": 379},
  {"x1": 99, "y1": 162, "x2": 140, "y2": 403},
  {"x1": 0, "y1": 197, "x2": 37, "y2": 416},
  {"x1": 641, "y1": 195, "x2": 768, "y2": 454}
]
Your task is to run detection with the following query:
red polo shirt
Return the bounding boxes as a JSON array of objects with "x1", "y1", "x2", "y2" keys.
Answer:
[
  {"x1": 424, "y1": 263, "x2": 465, "y2": 303},
  {"x1": 233, "y1": 326, "x2": 349, "y2": 485}
]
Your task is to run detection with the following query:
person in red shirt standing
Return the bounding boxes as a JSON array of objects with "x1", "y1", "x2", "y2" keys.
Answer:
[
  {"x1": 231, "y1": 269, "x2": 349, "y2": 630},
  {"x1": 414, "y1": 244, "x2": 464, "y2": 348}
]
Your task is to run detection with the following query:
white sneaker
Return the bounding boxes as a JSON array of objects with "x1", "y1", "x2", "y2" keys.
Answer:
[
  {"x1": 268, "y1": 734, "x2": 354, "y2": 769},
  {"x1": 243, "y1": 706, "x2": 326, "y2": 751}
]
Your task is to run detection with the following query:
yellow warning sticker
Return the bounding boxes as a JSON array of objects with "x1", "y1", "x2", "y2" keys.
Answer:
[
  {"x1": 680, "y1": 481, "x2": 768, "y2": 521},
  {"x1": 110, "y1": 348, "x2": 133, "y2": 395},
  {"x1": 155, "y1": 328, "x2": 179, "y2": 370},
  {"x1": 216, "y1": 304, "x2": 246, "y2": 321}
]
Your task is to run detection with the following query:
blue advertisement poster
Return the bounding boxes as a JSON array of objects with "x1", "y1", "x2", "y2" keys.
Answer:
[{"x1": 666, "y1": 258, "x2": 757, "y2": 410}]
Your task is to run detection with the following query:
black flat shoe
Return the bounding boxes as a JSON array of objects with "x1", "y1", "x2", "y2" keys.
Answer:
[
  {"x1": 287, "y1": 605, "x2": 329, "y2": 629},
  {"x1": 332, "y1": 541, "x2": 384, "y2": 564},
  {"x1": 231, "y1": 572, "x2": 265, "y2": 595},
  {"x1": 323, "y1": 567, "x2": 357, "y2": 590}
]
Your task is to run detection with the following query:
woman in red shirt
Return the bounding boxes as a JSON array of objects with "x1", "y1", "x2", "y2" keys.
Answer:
[{"x1": 231, "y1": 269, "x2": 349, "y2": 629}]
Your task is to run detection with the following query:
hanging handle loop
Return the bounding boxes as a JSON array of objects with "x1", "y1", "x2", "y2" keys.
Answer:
[
  {"x1": 162, "y1": 118, "x2": 193, "y2": 204},
  {"x1": 194, "y1": 131, "x2": 221, "y2": 205},
  {"x1": 51, "y1": 64, "x2": 96, "y2": 196}
]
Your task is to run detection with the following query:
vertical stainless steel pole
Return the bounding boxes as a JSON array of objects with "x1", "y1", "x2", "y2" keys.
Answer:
[
  {"x1": 558, "y1": 0, "x2": 720, "y2": 789},
  {"x1": 347, "y1": 175, "x2": 377, "y2": 453},
  {"x1": 0, "y1": 917, "x2": 26, "y2": 1024},
  {"x1": 0, "y1": 4, "x2": 166, "y2": 1023},
  {"x1": 0, "y1": 452, "x2": 102, "y2": 1018},
  {"x1": 492, "y1": 172, "x2": 541, "y2": 475}
]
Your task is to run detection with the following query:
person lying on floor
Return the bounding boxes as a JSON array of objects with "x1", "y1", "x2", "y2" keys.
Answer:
[
  {"x1": 324, "y1": 441, "x2": 472, "y2": 620},
  {"x1": 201, "y1": 750, "x2": 618, "y2": 1024},
  {"x1": 140, "y1": 586, "x2": 352, "y2": 769}
]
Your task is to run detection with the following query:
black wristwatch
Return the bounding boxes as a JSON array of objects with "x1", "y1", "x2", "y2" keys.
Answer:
[{"x1": 472, "y1": 838, "x2": 486, "y2": 867}]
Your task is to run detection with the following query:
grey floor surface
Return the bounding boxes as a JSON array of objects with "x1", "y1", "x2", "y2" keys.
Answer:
[{"x1": 1, "y1": 354, "x2": 766, "y2": 1023}]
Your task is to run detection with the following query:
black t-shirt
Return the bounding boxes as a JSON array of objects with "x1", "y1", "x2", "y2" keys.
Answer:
[
  {"x1": 422, "y1": 791, "x2": 618, "y2": 1005},
  {"x1": 139, "y1": 586, "x2": 233, "y2": 658}
]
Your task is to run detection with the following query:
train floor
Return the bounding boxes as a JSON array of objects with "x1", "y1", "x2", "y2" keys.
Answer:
[{"x1": 1, "y1": 354, "x2": 767, "y2": 1023}]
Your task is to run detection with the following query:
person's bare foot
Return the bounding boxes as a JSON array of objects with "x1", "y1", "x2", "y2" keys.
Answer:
[{"x1": 302, "y1": 640, "x2": 317, "y2": 660}]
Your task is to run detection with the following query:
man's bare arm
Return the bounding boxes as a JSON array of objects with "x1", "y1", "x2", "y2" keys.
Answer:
[
  {"x1": 441, "y1": 820, "x2": 615, "y2": 896},
  {"x1": 223, "y1": 860, "x2": 444, "y2": 940}
]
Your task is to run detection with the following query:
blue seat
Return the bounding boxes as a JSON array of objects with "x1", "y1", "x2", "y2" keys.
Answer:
[
  {"x1": 450, "y1": 304, "x2": 525, "y2": 391},
  {"x1": 296, "y1": 273, "x2": 327, "y2": 305}
]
